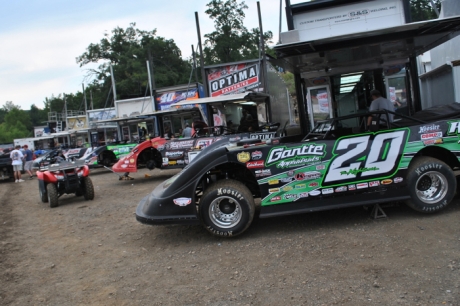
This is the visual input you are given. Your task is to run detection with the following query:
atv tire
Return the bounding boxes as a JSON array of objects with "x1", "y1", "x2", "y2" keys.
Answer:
[
  {"x1": 40, "y1": 184, "x2": 48, "y2": 203},
  {"x1": 82, "y1": 177, "x2": 95, "y2": 200},
  {"x1": 406, "y1": 156, "x2": 456, "y2": 213},
  {"x1": 200, "y1": 179, "x2": 255, "y2": 237},
  {"x1": 47, "y1": 183, "x2": 59, "y2": 208}
]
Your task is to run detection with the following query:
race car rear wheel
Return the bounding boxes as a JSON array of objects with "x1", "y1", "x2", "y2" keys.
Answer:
[
  {"x1": 82, "y1": 177, "x2": 95, "y2": 200},
  {"x1": 406, "y1": 156, "x2": 455, "y2": 213},
  {"x1": 47, "y1": 183, "x2": 59, "y2": 208},
  {"x1": 200, "y1": 179, "x2": 255, "y2": 237}
]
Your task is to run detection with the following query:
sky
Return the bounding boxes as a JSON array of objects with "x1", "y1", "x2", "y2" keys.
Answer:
[{"x1": 0, "y1": 0, "x2": 306, "y2": 110}]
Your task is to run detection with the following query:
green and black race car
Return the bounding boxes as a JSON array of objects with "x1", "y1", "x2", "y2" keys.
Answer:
[{"x1": 135, "y1": 104, "x2": 460, "y2": 237}]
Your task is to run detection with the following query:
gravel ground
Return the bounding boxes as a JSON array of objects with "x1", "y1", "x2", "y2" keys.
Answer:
[{"x1": 1, "y1": 167, "x2": 460, "y2": 305}]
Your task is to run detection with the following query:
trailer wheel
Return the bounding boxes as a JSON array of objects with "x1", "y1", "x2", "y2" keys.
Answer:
[
  {"x1": 47, "y1": 183, "x2": 59, "y2": 208},
  {"x1": 406, "y1": 156, "x2": 456, "y2": 213},
  {"x1": 200, "y1": 179, "x2": 255, "y2": 237}
]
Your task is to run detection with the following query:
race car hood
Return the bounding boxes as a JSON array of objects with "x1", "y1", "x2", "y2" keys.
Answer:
[{"x1": 136, "y1": 143, "x2": 230, "y2": 225}]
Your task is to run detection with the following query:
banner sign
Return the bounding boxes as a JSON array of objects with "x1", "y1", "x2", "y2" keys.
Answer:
[
  {"x1": 206, "y1": 62, "x2": 260, "y2": 97},
  {"x1": 155, "y1": 88, "x2": 199, "y2": 111}
]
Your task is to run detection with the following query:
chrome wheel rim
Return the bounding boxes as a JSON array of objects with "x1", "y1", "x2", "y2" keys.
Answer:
[
  {"x1": 415, "y1": 171, "x2": 447, "y2": 204},
  {"x1": 208, "y1": 196, "x2": 242, "y2": 228}
]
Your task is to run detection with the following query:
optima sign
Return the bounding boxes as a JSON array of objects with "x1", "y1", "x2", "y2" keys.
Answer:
[{"x1": 207, "y1": 63, "x2": 260, "y2": 97}]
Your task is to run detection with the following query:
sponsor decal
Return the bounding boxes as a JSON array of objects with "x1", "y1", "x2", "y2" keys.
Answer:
[
  {"x1": 284, "y1": 194, "x2": 298, "y2": 200},
  {"x1": 271, "y1": 196, "x2": 281, "y2": 202},
  {"x1": 295, "y1": 173, "x2": 305, "y2": 181},
  {"x1": 340, "y1": 167, "x2": 379, "y2": 176},
  {"x1": 196, "y1": 138, "x2": 213, "y2": 148},
  {"x1": 157, "y1": 145, "x2": 165, "y2": 151},
  {"x1": 357, "y1": 182, "x2": 368, "y2": 189},
  {"x1": 381, "y1": 179, "x2": 392, "y2": 185},
  {"x1": 309, "y1": 190, "x2": 321, "y2": 196},
  {"x1": 421, "y1": 132, "x2": 443, "y2": 140},
  {"x1": 168, "y1": 161, "x2": 177, "y2": 165},
  {"x1": 229, "y1": 136, "x2": 241, "y2": 142},
  {"x1": 209, "y1": 64, "x2": 259, "y2": 97},
  {"x1": 287, "y1": 170, "x2": 295, "y2": 177},
  {"x1": 255, "y1": 169, "x2": 272, "y2": 177},
  {"x1": 309, "y1": 182, "x2": 319, "y2": 187},
  {"x1": 394, "y1": 177, "x2": 403, "y2": 183},
  {"x1": 124, "y1": 160, "x2": 129, "y2": 164},
  {"x1": 237, "y1": 152, "x2": 250, "y2": 163},
  {"x1": 121, "y1": 164, "x2": 128, "y2": 168},
  {"x1": 448, "y1": 121, "x2": 460, "y2": 135},
  {"x1": 335, "y1": 186, "x2": 347, "y2": 192},
  {"x1": 129, "y1": 158, "x2": 135, "y2": 163},
  {"x1": 269, "y1": 188, "x2": 280, "y2": 193},
  {"x1": 348, "y1": 184, "x2": 356, "y2": 191},
  {"x1": 169, "y1": 140, "x2": 195, "y2": 150},
  {"x1": 177, "y1": 160, "x2": 185, "y2": 165},
  {"x1": 419, "y1": 124, "x2": 440, "y2": 134},
  {"x1": 369, "y1": 181, "x2": 380, "y2": 187},
  {"x1": 173, "y1": 198, "x2": 192, "y2": 207},
  {"x1": 280, "y1": 177, "x2": 294, "y2": 183},
  {"x1": 251, "y1": 150, "x2": 263, "y2": 160},
  {"x1": 299, "y1": 192, "x2": 309, "y2": 198},
  {"x1": 217, "y1": 188, "x2": 244, "y2": 200},
  {"x1": 282, "y1": 186, "x2": 293, "y2": 192},
  {"x1": 316, "y1": 164, "x2": 326, "y2": 170},
  {"x1": 266, "y1": 144, "x2": 325, "y2": 168},
  {"x1": 322, "y1": 188, "x2": 334, "y2": 195},
  {"x1": 250, "y1": 132, "x2": 275, "y2": 140},
  {"x1": 246, "y1": 160, "x2": 264, "y2": 169},
  {"x1": 165, "y1": 151, "x2": 184, "y2": 159},
  {"x1": 295, "y1": 184, "x2": 306, "y2": 189},
  {"x1": 162, "y1": 158, "x2": 168, "y2": 163},
  {"x1": 271, "y1": 139, "x2": 280, "y2": 145},
  {"x1": 423, "y1": 138, "x2": 443, "y2": 146},
  {"x1": 268, "y1": 179, "x2": 279, "y2": 185}
]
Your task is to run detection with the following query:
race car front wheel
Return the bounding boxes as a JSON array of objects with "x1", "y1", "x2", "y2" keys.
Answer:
[
  {"x1": 200, "y1": 179, "x2": 255, "y2": 237},
  {"x1": 406, "y1": 156, "x2": 456, "y2": 213}
]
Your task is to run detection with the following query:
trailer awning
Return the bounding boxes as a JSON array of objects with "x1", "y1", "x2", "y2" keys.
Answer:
[{"x1": 273, "y1": 15, "x2": 460, "y2": 76}]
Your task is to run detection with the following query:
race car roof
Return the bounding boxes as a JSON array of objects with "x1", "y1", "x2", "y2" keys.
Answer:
[
  {"x1": 171, "y1": 92, "x2": 270, "y2": 107},
  {"x1": 273, "y1": 15, "x2": 460, "y2": 76}
]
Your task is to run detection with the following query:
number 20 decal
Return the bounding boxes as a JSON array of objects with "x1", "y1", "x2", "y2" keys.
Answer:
[{"x1": 323, "y1": 130, "x2": 408, "y2": 184}]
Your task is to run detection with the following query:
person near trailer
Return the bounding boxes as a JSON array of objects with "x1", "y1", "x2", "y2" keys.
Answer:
[
  {"x1": 22, "y1": 145, "x2": 35, "y2": 179},
  {"x1": 367, "y1": 89, "x2": 394, "y2": 128},
  {"x1": 182, "y1": 123, "x2": 192, "y2": 138},
  {"x1": 10, "y1": 145, "x2": 24, "y2": 183}
]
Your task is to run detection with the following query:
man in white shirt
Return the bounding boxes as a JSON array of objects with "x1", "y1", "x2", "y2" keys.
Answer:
[
  {"x1": 10, "y1": 145, "x2": 24, "y2": 183},
  {"x1": 367, "y1": 89, "x2": 394, "y2": 128}
]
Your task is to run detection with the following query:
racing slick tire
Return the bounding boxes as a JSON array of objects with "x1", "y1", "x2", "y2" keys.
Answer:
[
  {"x1": 82, "y1": 177, "x2": 95, "y2": 201},
  {"x1": 200, "y1": 179, "x2": 255, "y2": 237},
  {"x1": 47, "y1": 183, "x2": 59, "y2": 208},
  {"x1": 405, "y1": 156, "x2": 456, "y2": 213},
  {"x1": 39, "y1": 184, "x2": 48, "y2": 203}
]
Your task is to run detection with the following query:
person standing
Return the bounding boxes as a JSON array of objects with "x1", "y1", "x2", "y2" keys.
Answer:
[
  {"x1": 23, "y1": 145, "x2": 34, "y2": 179},
  {"x1": 367, "y1": 89, "x2": 394, "y2": 128},
  {"x1": 10, "y1": 145, "x2": 24, "y2": 183},
  {"x1": 182, "y1": 123, "x2": 192, "y2": 138}
]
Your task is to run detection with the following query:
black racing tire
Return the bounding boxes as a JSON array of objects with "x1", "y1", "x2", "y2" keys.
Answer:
[
  {"x1": 102, "y1": 157, "x2": 112, "y2": 167},
  {"x1": 40, "y1": 184, "x2": 48, "y2": 203},
  {"x1": 405, "y1": 156, "x2": 456, "y2": 213},
  {"x1": 199, "y1": 179, "x2": 255, "y2": 237},
  {"x1": 47, "y1": 183, "x2": 59, "y2": 208},
  {"x1": 82, "y1": 177, "x2": 95, "y2": 200}
]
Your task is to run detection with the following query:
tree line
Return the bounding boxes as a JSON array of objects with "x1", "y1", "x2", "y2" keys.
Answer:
[{"x1": 0, "y1": 0, "x2": 440, "y2": 144}]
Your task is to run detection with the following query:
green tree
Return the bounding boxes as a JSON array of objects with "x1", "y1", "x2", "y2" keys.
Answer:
[
  {"x1": 29, "y1": 104, "x2": 49, "y2": 127},
  {"x1": 76, "y1": 23, "x2": 191, "y2": 101},
  {"x1": 410, "y1": 0, "x2": 440, "y2": 22},
  {"x1": 203, "y1": 0, "x2": 273, "y2": 65},
  {"x1": 2, "y1": 101, "x2": 21, "y2": 112},
  {"x1": 0, "y1": 108, "x2": 32, "y2": 143}
]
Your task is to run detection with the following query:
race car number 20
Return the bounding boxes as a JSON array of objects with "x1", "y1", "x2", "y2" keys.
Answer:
[{"x1": 323, "y1": 130, "x2": 407, "y2": 184}]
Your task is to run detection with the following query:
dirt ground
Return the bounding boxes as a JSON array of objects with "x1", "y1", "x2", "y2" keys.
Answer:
[{"x1": 1, "y1": 167, "x2": 460, "y2": 305}]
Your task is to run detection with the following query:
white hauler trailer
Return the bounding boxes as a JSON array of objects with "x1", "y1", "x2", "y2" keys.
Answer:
[{"x1": 14, "y1": 136, "x2": 54, "y2": 150}]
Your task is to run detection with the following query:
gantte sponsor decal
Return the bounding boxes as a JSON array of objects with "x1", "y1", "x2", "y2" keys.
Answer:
[
  {"x1": 251, "y1": 150, "x2": 263, "y2": 160},
  {"x1": 246, "y1": 160, "x2": 264, "y2": 169},
  {"x1": 209, "y1": 64, "x2": 258, "y2": 97},
  {"x1": 266, "y1": 144, "x2": 325, "y2": 168},
  {"x1": 421, "y1": 132, "x2": 442, "y2": 140}
]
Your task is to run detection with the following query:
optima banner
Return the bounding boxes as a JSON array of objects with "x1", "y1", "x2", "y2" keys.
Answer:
[{"x1": 206, "y1": 62, "x2": 261, "y2": 97}]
